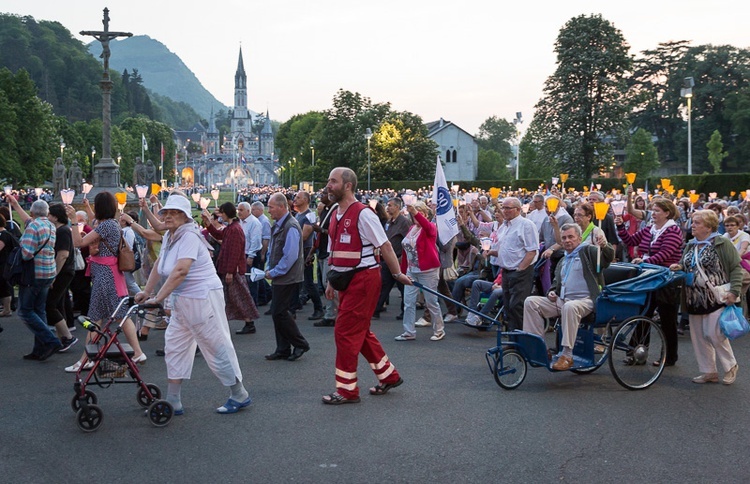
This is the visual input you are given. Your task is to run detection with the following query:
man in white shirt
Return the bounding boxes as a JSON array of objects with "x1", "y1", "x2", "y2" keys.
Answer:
[
  {"x1": 526, "y1": 193, "x2": 548, "y2": 232},
  {"x1": 497, "y1": 197, "x2": 539, "y2": 330},
  {"x1": 237, "y1": 202, "x2": 262, "y2": 332},
  {"x1": 251, "y1": 201, "x2": 272, "y2": 306}
]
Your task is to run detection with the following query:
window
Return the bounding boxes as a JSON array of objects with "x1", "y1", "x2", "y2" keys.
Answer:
[
  {"x1": 446, "y1": 149, "x2": 451, "y2": 163},
  {"x1": 452, "y1": 150, "x2": 457, "y2": 163}
]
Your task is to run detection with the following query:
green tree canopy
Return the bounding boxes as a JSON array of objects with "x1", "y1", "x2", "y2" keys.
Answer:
[
  {"x1": 533, "y1": 14, "x2": 632, "y2": 180},
  {"x1": 623, "y1": 128, "x2": 660, "y2": 177},
  {"x1": 706, "y1": 129, "x2": 728, "y2": 173}
]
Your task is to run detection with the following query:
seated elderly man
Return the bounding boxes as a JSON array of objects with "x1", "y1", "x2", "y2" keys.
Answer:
[
  {"x1": 522, "y1": 222, "x2": 614, "y2": 371},
  {"x1": 464, "y1": 271, "x2": 502, "y2": 326}
]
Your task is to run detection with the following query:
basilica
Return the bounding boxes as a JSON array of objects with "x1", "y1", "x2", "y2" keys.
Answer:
[{"x1": 174, "y1": 47, "x2": 278, "y2": 187}]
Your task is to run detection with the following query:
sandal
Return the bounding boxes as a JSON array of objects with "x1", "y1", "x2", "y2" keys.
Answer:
[
  {"x1": 216, "y1": 396, "x2": 252, "y2": 414},
  {"x1": 322, "y1": 392, "x2": 360, "y2": 405},
  {"x1": 369, "y1": 377, "x2": 404, "y2": 396}
]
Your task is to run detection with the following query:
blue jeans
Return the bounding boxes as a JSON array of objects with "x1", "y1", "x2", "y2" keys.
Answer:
[
  {"x1": 450, "y1": 273, "x2": 480, "y2": 313},
  {"x1": 19, "y1": 278, "x2": 60, "y2": 355},
  {"x1": 467, "y1": 280, "x2": 503, "y2": 317}
]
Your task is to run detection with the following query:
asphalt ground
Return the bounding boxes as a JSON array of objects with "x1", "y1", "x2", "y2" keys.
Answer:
[{"x1": 2, "y1": 295, "x2": 750, "y2": 483}]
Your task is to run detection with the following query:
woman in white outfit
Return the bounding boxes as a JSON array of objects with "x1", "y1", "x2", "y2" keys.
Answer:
[{"x1": 134, "y1": 195, "x2": 251, "y2": 415}]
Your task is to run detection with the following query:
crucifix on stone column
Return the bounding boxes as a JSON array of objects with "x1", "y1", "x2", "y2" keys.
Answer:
[{"x1": 79, "y1": 8, "x2": 132, "y2": 192}]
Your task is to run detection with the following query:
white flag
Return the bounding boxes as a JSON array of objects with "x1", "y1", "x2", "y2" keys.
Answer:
[
  {"x1": 142, "y1": 134, "x2": 148, "y2": 151},
  {"x1": 431, "y1": 155, "x2": 459, "y2": 246}
]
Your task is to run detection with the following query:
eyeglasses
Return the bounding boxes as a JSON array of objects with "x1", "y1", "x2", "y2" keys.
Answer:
[{"x1": 500, "y1": 206, "x2": 518, "y2": 210}]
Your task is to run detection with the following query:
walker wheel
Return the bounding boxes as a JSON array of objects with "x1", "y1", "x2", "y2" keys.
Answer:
[
  {"x1": 147, "y1": 400, "x2": 174, "y2": 427},
  {"x1": 136, "y1": 384, "x2": 162, "y2": 408},
  {"x1": 76, "y1": 404, "x2": 103, "y2": 432},
  {"x1": 71, "y1": 390, "x2": 98, "y2": 412}
]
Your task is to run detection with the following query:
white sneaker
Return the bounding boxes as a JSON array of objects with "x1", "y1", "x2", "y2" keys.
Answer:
[
  {"x1": 65, "y1": 360, "x2": 94, "y2": 373},
  {"x1": 414, "y1": 317, "x2": 431, "y2": 327},
  {"x1": 395, "y1": 333, "x2": 416, "y2": 341},
  {"x1": 444, "y1": 314, "x2": 458, "y2": 323},
  {"x1": 465, "y1": 313, "x2": 480, "y2": 326},
  {"x1": 430, "y1": 331, "x2": 446, "y2": 341}
]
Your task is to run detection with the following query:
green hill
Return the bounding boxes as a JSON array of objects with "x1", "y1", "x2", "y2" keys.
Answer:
[{"x1": 88, "y1": 35, "x2": 233, "y2": 121}]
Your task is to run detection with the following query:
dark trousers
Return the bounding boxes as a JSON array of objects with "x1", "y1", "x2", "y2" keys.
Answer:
[
  {"x1": 45, "y1": 271, "x2": 74, "y2": 325},
  {"x1": 375, "y1": 263, "x2": 404, "y2": 315},
  {"x1": 633, "y1": 283, "x2": 680, "y2": 364},
  {"x1": 501, "y1": 266, "x2": 534, "y2": 331},
  {"x1": 271, "y1": 282, "x2": 309, "y2": 355},
  {"x1": 70, "y1": 270, "x2": 91, "y2": 316},
  {"x1": 302, "y1": 262, "x2": 323, "y2": 312}
]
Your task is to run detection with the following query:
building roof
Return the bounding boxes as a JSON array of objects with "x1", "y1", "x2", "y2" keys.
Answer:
[{"x1": 425, "y1": 118, "x2": 475, "y2": 140}]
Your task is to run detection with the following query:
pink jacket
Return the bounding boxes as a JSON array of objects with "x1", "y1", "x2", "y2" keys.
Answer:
[{"x1": 400, "y1": 212, "x2": 440, "y2": 273}]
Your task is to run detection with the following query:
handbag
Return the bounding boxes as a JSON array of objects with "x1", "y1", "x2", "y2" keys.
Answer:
[
  {"x1": 73, "y1": 248, "x2": 86, "y2": 271},
  {"x1": 693, "y1": 246, "x2": 734, "y2": 303},
  {"x1": 719, "y1": 304, "x2": 750, "y2": 340},
  {"x1": 442, "y1": 266, "x2": 459, "y2": 282},
  {"x1": 327, "y1": 267, "x2": 364, "y2": 291},
  {"x1": 4, "y1": 236, "x2": 50, "y2": 286},
  {"x1": 101, "y1": 233, "x2": 135, "y2": 272}
]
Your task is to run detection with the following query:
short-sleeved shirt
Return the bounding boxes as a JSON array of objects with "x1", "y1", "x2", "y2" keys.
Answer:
[
  {"x1": 55, "y1": 224, "x2": 76, "y2": 275},
  {"x1": 726, "y1": 231, "x2": 750, "y2": 253},
  {"x1": 158, "y1": 227, "x2": 223, "y2": 299},
  {"x1": 496, "y1": 215, "x2": 539, "y2": 270},
  {"x1": 328, "y1": 206, "x2": 388, "y2": 271},
  {"x1": 295, "y1": 209, "x2": 316, "y2": 250}
]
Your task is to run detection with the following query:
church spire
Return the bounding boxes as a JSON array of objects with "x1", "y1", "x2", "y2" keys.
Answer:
[{"x1": 235, "y1": 46, "x2": 246, "y2": 90}]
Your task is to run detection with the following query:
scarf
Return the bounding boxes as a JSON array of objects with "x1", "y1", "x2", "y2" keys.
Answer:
[
  {"x1": 689, "y1": 232, "x2": 720, "y2": 247},
  {"x1": 649, "y1": 219, "x2": 677, "y2": 247},
  {"x1": 581, "y1": 222, "x2": 595, "y2": 241}
]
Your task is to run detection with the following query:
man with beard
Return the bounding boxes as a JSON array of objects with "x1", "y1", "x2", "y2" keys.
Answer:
[{"x1": 321, "y1": 168, "x2": 410, "y2": 405}]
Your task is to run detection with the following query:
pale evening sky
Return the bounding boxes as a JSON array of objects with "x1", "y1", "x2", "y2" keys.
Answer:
[{"x1": 2, "y1": 0, "x2": 747, "y2": 134}]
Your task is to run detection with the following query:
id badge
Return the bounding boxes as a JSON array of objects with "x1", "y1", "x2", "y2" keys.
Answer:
[{"x1": 340, "y1": 233, "x2": 351, "y2": 244}]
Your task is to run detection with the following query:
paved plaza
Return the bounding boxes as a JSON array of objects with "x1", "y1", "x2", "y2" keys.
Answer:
[{"x1": 1, "y1": 296, "x2": 749, "y2": 483}]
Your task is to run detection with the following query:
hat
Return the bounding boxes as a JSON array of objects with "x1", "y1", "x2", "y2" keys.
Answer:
[{"x1": 159, "y1": 195, "x2": 192, "y2": 219}]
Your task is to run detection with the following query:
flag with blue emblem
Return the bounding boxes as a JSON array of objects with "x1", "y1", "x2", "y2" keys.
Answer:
[{"x1": 431, "y1": 155, "x2": 459, "y2": 246}]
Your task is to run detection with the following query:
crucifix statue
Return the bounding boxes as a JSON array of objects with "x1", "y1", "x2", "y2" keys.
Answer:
[{"x1": 79, "y1": 8, "x2": 132, "y2": 195}]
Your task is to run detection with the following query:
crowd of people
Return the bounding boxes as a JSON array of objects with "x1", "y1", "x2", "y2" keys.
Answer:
[{"x1": 2, "y1": 174, "x2": 750, "y2": 414}]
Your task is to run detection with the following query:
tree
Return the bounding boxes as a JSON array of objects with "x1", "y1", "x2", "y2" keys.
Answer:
[
  {"x1": 532, "y1": 14, "x2": 632, "y2": 180},
  {"x1": 706, "y1": 129, "x2": 728, "y2": 173},
  {"x1": 476, "y1": 116, "x2": 515, "y2": 162},
  {"x1": 623, "y1": 128, "x2": 660, "y2": 177},
  {"x1": 476, "y1": 148, "x2": 512, "y2": 182},
  {"x1": 369, "y1": 111, "x2": 437, "y2": 180}
]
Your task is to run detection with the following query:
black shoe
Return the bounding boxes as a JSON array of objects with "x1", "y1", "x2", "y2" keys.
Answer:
[
  {"x1": 265, "y1": 352, "x2": 289, "y2": 361},
  {"x1": 138, "y1": 332, "x2": 148, "y2": 341},
  {"x1": 59, "y1": 336, "x2": 79, "y2": 353},
  {"x1": 287, "y1": 347, "x2": 309, "y2": 361},
  {"x1": 308, "y1": 310, "x2": 325, "y2": 321},
  {"x1": 156, "y1": 349, "x2": 165, "y2": 357},
  {"x1": 236, "y1": 323, "x2": 256, "y2": 334},
  {"x1": 396, "y1": 313, "x2": 404, "y2": 320},
  {"x1": 314, "y1": 318, "x2": 335, "y2": 327},
  {"x1": 38, "y1": 343, "x2": 63, "y2": 361},
  {"x1": 23, "y1": 352, "x2": 41, "y2": 360}
]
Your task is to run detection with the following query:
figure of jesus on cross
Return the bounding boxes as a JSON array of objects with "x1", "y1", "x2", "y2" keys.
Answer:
[{"x1": 80, "y1": 8, "x2": 132, "y2": 76}]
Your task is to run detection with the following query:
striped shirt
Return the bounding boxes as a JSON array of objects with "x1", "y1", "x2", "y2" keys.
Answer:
[
  {"x1": 20, "y1": 217, "x2": 57, "y2": 280},
  {"x1": 617, "y1": 224, "x2": 683, "y2": 267}
]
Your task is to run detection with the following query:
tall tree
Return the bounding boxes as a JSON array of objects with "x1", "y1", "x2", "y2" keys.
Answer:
[
  {"x1": 623, "y1": 128, "x2": 660, "y2": 177},
  {"x1": 706, "y1": 129, "x2": 728, "y2": 173},
  {"x1": 533, "y1": 14, "x2": 633, "y2": 180},
  {"x1": 476, "y1": 116, "x2": 515, "y2": 162}
]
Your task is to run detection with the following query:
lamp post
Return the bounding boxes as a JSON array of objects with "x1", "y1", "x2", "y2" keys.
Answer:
[
  {"x1": 90, "y1": 146, "x2": 96, "y2": 181},
  {"x1": 60, "y1": 137, "x2": 66, "y2": 163},
  {"x1": 512, "y1": 112, "x2": 523, "y2": 180},
  {"x1": 681, "y1": 77, "x2": 694, "y2": 175},
  {"x1": 310, "y1": 139, "x2": 315, "y2": 192},
  {"x1": 365, "y1": 128, "x2": 372, "y2": 191}
]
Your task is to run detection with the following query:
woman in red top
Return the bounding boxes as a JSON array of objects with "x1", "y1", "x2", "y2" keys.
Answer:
[
  {"x1": 395, "y1": 201, "x2": 444, "y2": 341},
  {"x1": 203, "y1": 202, "x2": 259, "y2": 333}
]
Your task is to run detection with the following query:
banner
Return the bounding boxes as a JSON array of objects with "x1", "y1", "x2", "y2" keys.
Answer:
[{"x1": 431, "y1": 155, "x2": 459, "y2": 246}]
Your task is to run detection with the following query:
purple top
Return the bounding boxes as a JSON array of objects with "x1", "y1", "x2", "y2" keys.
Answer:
[{"x1": 617, "y1": 224, "x2": 683, "y2": 267}]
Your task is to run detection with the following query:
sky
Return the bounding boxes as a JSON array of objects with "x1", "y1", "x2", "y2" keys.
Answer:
[{"x1": 2, "y1": 0, "x2": 748, "y2": 134}]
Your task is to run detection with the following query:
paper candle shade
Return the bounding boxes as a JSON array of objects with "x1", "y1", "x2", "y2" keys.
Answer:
[
  {"x1": 709, "y1": 192, "x2": 717, "y2": 200},
  {"x1": 594, "y1": 201, "x2": 609, "y2": 221},
  {"x1": 199, "y1": 197, "x2": 211, "y2": 210},
  {"x1": 369, "y1": 199, "x2": 378, "y2": 209},
  {"x1": 560, "y1": 173, "x2": 569, "y2": 183},
  {"x1": 3, "y1": 186, "x2": 12, "y2": 195},
  {"x1": 689, "y1": 193, "x2": 700, "y2": 204},
  {"x1": 611, "y1": 201, "x2": 626, "y2": 216},
  {"x1": 730, "y1": 191, "x2": 736, "y2": 197},
  {"x1": 135, "y1": 185, "x2": 148, "y2": 199},
  {"x1": 626, "y1": 173, "x2": 636, "y2": 184},
  {"x1": 521, "y1": 204, "x2": 530, "y2": 214},
  {"x1": 114, "y1": 192, "x2": 128, "y2": 204},
  {"x1": 545, "y1": 197, "x2": 560, "y2": 213},
  {"x1": 191, "y1": 193, "x2": 201, "y2": 203},
  {"x1": 151, "y1": 183, "x2": 161, "y2": 196},
  {"x1": 480, "y1": 238, "x2": 492, "y2": 251},
  {"x1": 551, "y1": 177, "x2": 559, "y2": 186},
  {"x1": 60, "y1": 189, "x2": 75, "y2": 205},
  {"x1": 211, "y1": 189, "x2": 220, "y2": 200},
  {"x1": 34, "y1": 188, "x2": 43, "y2": 197},
  {"x1": 82, "y1": 183, "x2": 93, "y2": 197},
  {"x1": 489, "y1": 187, "x2": 501, "y2": 199}
]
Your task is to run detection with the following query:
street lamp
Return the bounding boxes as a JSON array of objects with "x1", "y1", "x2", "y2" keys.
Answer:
[
  {"x1": 310, "y1": 139, "x2": 315, "y2": 192},
  {"x1": 60, "y1": 137, "x2": 66, "y2": 162},
  {"x1": 681, "y1": 77, "x2": 694, "y2": 175},
  {"x1": 365, "y1": 128, "x2": 373, "y2": 191},
  {"x1": 512, "y1": 112, "x2": 523, "y2": 180},
  {"x1": 90, "y1": 146, "x2": 96, "y2": 181},
  {"x1": 117, "y1": 152, "x2": 121, "y2": 165}
]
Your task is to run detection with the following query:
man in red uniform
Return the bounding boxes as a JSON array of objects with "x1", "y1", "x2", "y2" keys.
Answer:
[{"x1": 322, "y1": 167, "x2": 411, "y2": 405}]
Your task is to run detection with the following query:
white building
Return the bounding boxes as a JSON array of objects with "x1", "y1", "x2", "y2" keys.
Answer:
[{"x1": 426, "y1": 118, "x2": 478, "y2": 181}]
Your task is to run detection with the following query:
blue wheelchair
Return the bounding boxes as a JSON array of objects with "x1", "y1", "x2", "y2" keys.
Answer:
[{"x1": 483, "y1": 263, "x2": 685, "y2": 391}]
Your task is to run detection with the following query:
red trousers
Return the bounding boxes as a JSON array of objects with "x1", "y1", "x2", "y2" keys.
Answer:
[{"x1": 334, "y1": 267, "x2": 400, "y2": 399}]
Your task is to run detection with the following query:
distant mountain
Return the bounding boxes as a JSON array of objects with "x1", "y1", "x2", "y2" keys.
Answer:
[{"x1": 88, "y1": 35, "x2": 232, "y2": 121}]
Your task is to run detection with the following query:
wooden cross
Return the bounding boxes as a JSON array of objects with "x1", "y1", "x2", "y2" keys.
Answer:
[{"x1": 80, "y1": 8, "x2": 132, "y2": 74}]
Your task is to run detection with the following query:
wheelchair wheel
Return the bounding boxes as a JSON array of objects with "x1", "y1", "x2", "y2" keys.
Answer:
[
  {"x1": 493, "y1": 349, "x2": 527, "y2": 390},
  {"x1": 136, "y1": 384, "x2": 162, "y2": 408},
  {"x1": 147, "y1": 400, "x2": 174, "y2": 427},
  {"x1": 571, "y1": 330, "x2": 610, "y2": 375},
  {"x1": 608, "y1": 316, "x2": 665, "y2": 390},
  {"x1": 76, "y1": 404, "x2": 103, "y2": 432},
  {"x1": 71, "y1": 390, "x2": 98, "y2": 412}
]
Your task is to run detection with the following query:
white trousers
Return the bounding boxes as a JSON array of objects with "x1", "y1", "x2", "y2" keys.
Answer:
[
  {"x1": 689, "y1": 307, "x2": 736, "y2": 374},
  {"x1": 165, "y1": 288, "x2": 243, "y2": 386},
  {"x1": 523, "y1": 296, "x2": 593, "y2": 350},
  {"x1": 403, "y1": 268, "x2": 444, "y2": 336}
]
